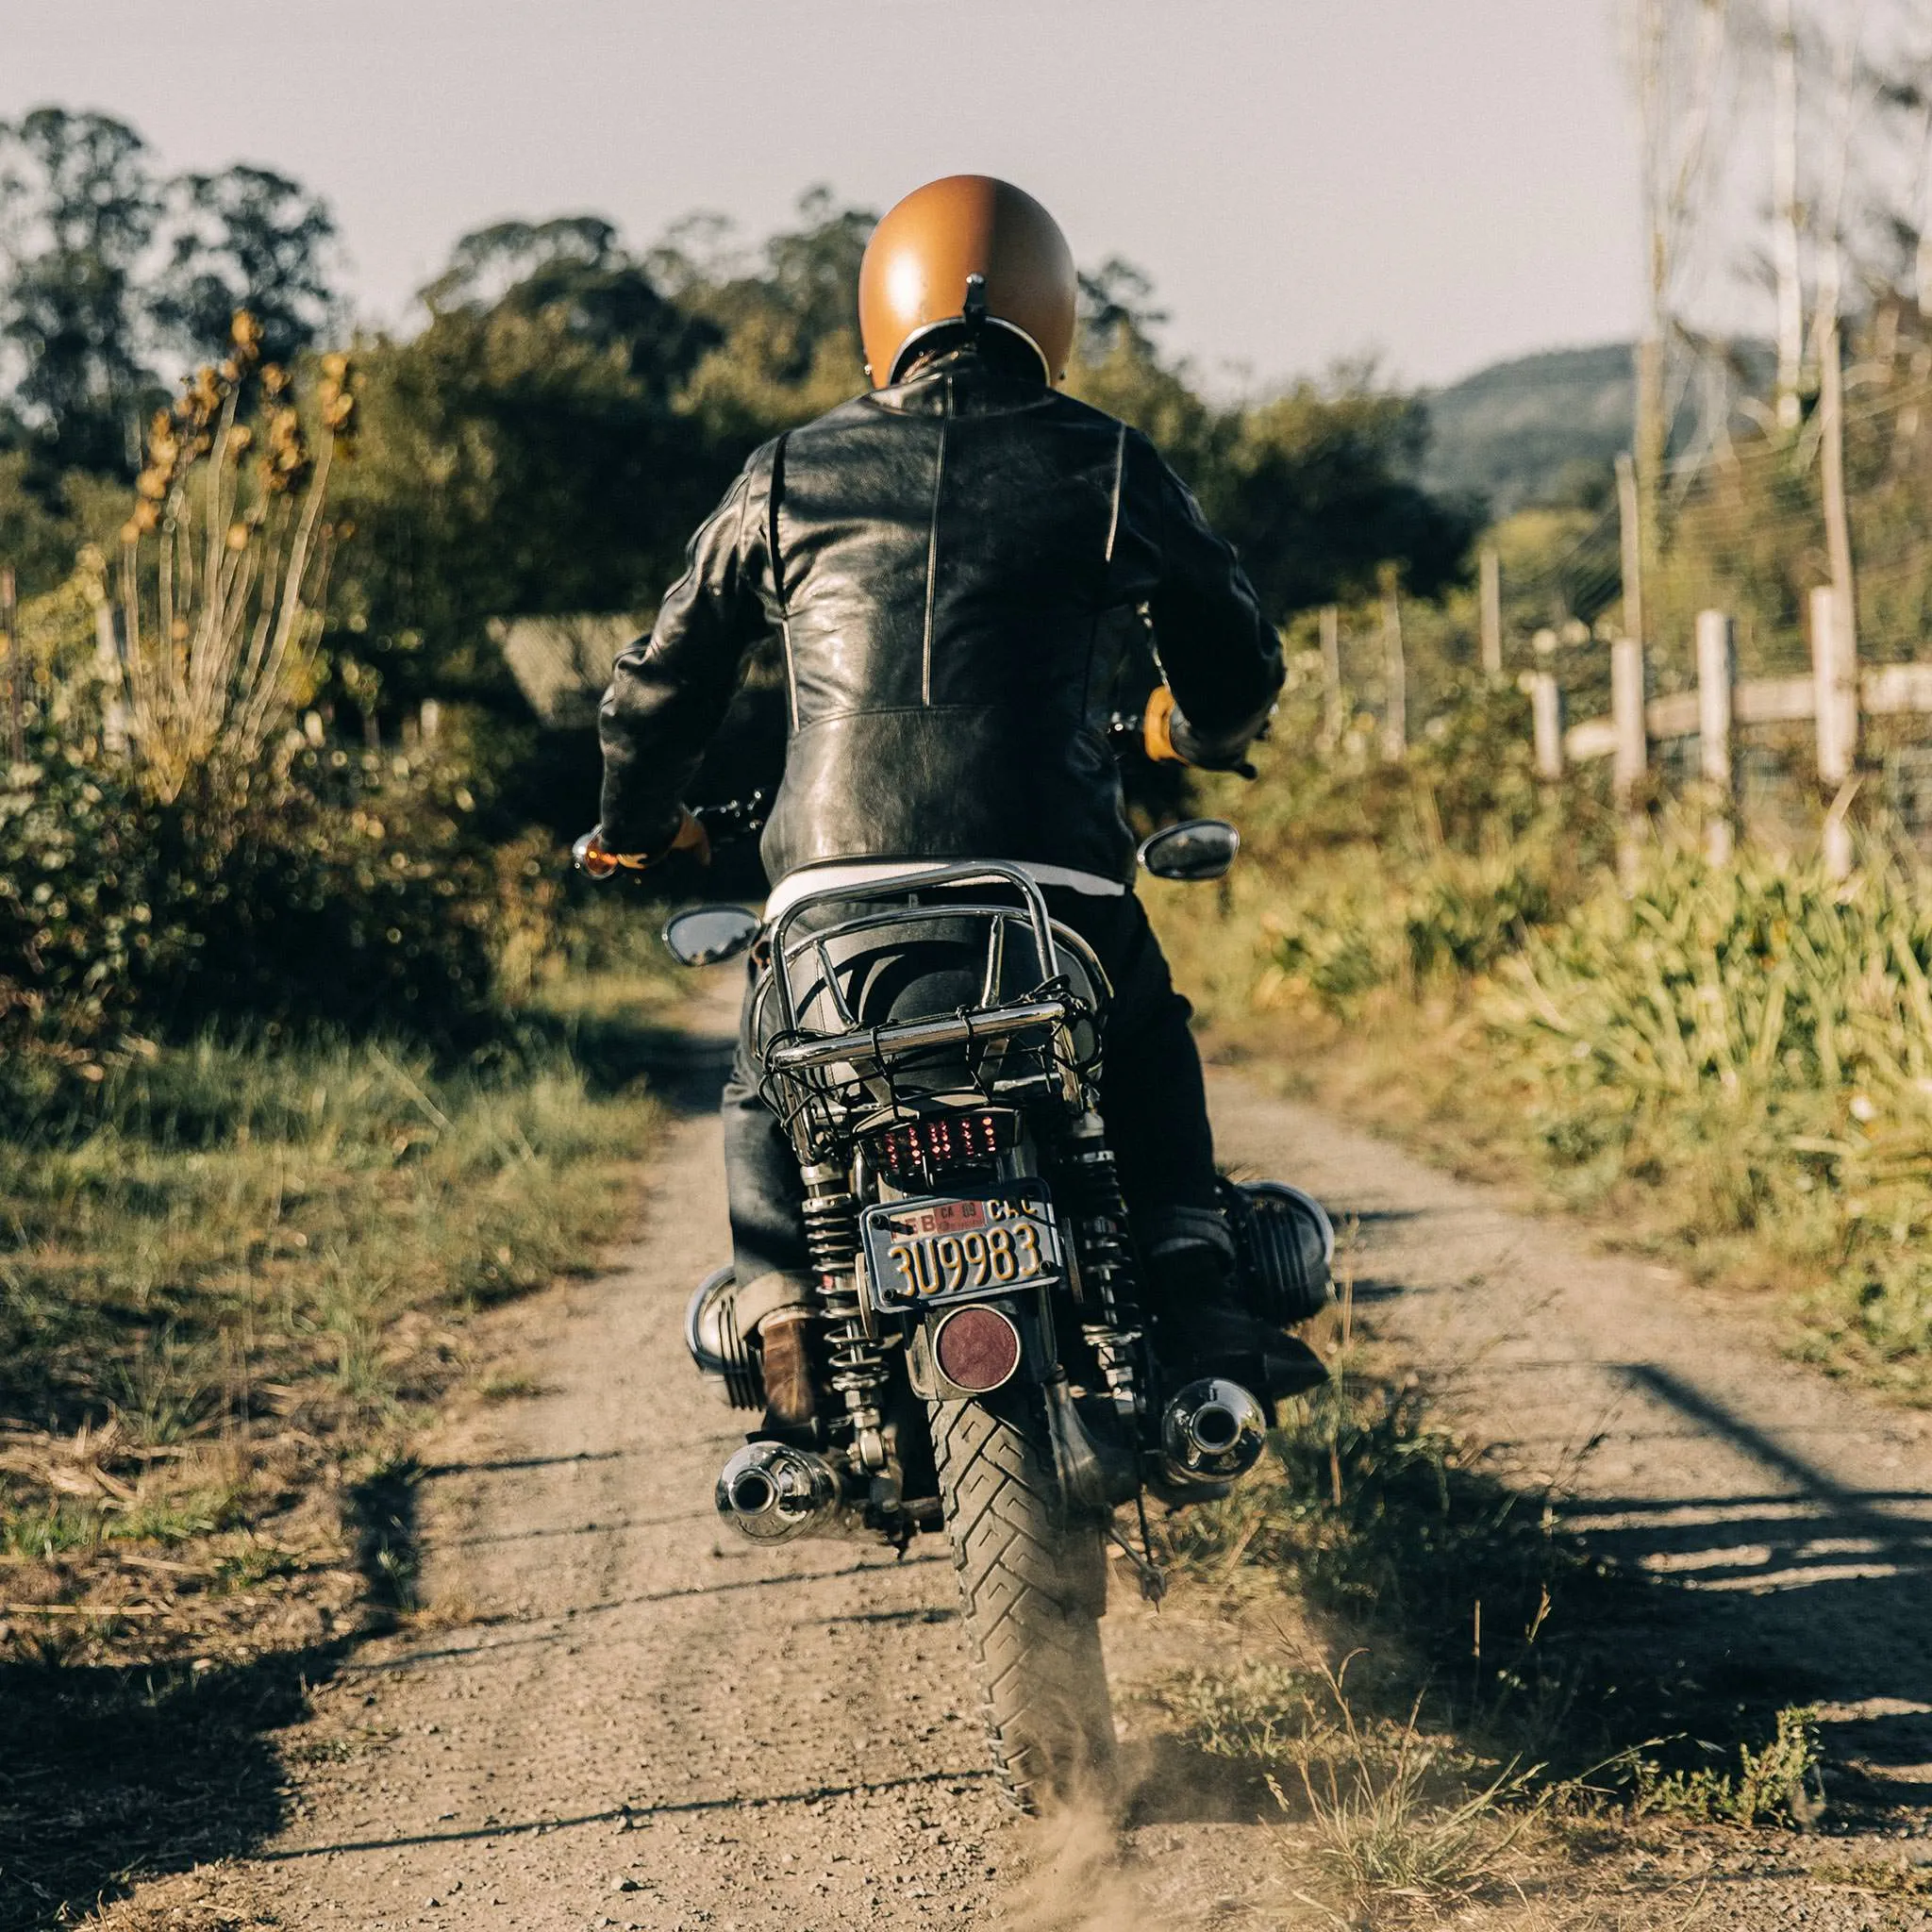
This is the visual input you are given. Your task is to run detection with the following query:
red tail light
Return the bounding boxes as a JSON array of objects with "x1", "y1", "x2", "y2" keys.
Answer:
[
  {"x1": 934, "y1": 1305, "x2": 1022, "y2": 1392},
  {"x1": 872, "y1": 1110, "x2": 1013, "y2": 1181}
]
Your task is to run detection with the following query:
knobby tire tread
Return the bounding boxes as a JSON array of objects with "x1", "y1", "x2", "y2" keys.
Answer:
[{"x1": 929, "y1": 1389, "x2": 1116, "y2": 1814}]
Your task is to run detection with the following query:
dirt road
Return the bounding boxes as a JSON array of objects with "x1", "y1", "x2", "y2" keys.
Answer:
[{"x1": 104, "y1": 980, "x2": 1932, "y2": 1929}]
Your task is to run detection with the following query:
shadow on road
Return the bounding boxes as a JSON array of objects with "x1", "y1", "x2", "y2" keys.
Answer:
[
  {"x1": 1161, "y1": 1341, "x2": 1932, "y2": 1826},
  {"x1": 535, "y1": 1006, "x2": 737, "y2": 1117},
  {"x1": 251, "y1": 1767, "x2": 992, "y2": 1864},
  {"x1": 1567, "y1": 1361, "x2": 1932, "y2": 1813},
  {"x1": 0, "y1": 1641, "x2": 343, "y2": 1932},
  {"x1": 0, "y1": 1448, "x2": 435, "y2": 1929}
]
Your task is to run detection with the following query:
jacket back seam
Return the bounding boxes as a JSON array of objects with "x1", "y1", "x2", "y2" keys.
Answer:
[
  {"x1": 767, "y1": 434, "x2": 799, "y2": 731},
  {"x1": 1104, "y1": 421, "x2": 1127, "y2": 564},
  {"x1": 921, "y1": 381, "x2": 951, "y2": 706}
]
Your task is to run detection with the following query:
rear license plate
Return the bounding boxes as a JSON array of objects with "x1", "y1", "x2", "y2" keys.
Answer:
[{"x1": 861, "y1": 1184, "x2": 1062, "y2": 1312}]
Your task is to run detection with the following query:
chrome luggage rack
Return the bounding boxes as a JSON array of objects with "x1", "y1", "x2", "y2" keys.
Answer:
[{"x1": 756, "y1": 863, "x2": 1096, "y2": 1160}]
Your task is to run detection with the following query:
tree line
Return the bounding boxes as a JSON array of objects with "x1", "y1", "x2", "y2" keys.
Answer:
[{"x1": 1, "y1": 108, "x2": 1481, "y2": 810}]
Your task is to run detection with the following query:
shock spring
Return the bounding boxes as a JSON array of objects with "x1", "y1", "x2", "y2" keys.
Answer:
[
  {"x1": 1062, "y1": 1123, "x2": 1145, "y2": 1419},
  {"x1": 801, "y1": 1167, "x2": 890, "y2": 1470}
]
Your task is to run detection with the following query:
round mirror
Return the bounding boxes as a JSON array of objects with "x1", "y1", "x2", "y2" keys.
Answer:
[
  {"x1": 662, "y1": 905, "x2": 761, "y2": 967},
  {"x1": 1137, "y1": 818, "x2": 1241, "y2": 882}
]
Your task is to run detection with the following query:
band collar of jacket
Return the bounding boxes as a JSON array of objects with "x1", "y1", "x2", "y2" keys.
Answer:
[{"x1": 868, "y1": 347, "x2": 1058, "y2": 418}]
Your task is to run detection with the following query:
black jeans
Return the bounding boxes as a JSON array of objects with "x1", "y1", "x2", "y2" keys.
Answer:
[{"x1": 720, "y1": 886, "x2": 1226, "y2": 1327}]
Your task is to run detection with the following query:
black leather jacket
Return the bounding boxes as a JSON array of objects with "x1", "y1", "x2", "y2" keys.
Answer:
[{"x1": 597, "y1": 347, "x2": 1282, "y2": 885}]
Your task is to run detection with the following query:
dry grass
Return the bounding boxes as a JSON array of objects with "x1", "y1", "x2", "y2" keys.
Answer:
[{"x1": 0, "y1": 958, "x2": 678, "y2": 1665}]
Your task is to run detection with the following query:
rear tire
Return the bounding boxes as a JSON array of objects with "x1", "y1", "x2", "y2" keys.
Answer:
[{"x1": 929, "y1": 1387, "x2": 1117, "y2": 1813}]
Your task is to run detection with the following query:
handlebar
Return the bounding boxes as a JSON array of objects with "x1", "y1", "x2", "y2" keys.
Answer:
[
  {"x1": 573, "y1": 791, "x2": 769, "y2": 880},
  {"x1": 692, "y1": 791, "x2": 769, "y2": 840}
]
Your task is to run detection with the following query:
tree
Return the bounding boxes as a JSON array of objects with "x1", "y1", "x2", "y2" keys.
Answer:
[
  {"x1": 1075, "y1": 257, "x2": 1168, "y2": 362},
  {"x1": 420, "y1": 214, "x2": 620, "y2": 315},
  {"x1": 0, "y1": 107, "x2": 160, "y2": 472},
  {"x1": 1066, "y1": 264, "x2": 1474, "y2": 616},
  {"x1": 668, "y1": 188, "x2": 877, "y2": 441},
  {"x1": 329, "y1": 217, "x2": 723, "y2": 721},
  {"x1": 1213, "y1": 379, "x2": 1478, "y2": 614},
  {"x1": 151, "y1": 163, "x2": 336, "y2": 369}
]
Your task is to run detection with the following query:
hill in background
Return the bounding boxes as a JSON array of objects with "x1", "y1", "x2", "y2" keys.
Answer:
[{"x1": 1418, "y1": 342, "x2": 1634, "y2": 517}]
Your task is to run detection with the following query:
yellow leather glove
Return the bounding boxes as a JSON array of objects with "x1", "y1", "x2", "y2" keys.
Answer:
[
  {"x1": 664, "y1": 808, "x2": 713, "y2": 866},
  {"x1": 1143, "y1": 684, "x2": 1186, "y2": 764},
  {"x1": 575, "y1": 807, "x2": 711, "y2": 877}
]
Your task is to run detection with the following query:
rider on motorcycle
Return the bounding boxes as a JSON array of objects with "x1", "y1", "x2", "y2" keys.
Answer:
[{"x1": 585, "y1": 175, "x2": 1305, "y2": 1425}]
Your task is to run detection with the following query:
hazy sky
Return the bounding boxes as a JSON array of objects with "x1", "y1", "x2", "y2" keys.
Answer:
[{"x1": 6, "y1": 0, "x2": 1644, "y2": 391}]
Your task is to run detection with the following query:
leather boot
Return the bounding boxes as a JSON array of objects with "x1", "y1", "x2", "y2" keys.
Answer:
[
  {"x1": 1143, "y1": 1241, "x2": 1326, "y2": 1414},
  {"x1": 758, "y1": 1308, "x2": 819, "y2": 1430}
]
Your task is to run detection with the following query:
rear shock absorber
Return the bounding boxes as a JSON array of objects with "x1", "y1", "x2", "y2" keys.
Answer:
[
  {"x1": 802, "y1": 1162, "x2": 890, "y2": 1472},
  {"x1": 1061, "y1": 1117, "x2": 1144, "y2": 1420}
]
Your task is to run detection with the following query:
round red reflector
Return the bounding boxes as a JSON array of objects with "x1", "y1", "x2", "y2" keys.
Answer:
[{"x1": 934, "y1": 1306, "x2": 1022, "y2": 1392}]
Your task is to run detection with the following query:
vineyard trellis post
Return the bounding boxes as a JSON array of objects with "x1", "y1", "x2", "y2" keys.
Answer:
[
  {"x1": 1318, "y1": 604, "x2": 1343, "y2": 748},
  {"x1": 1695, "y1": 608, "x2": 1735, "y2": 866},
  {"x1": 1611, "y1": 632, "x2": 1647, "y2": 884},
  {"x1": 2, "y1": 566, "x2": 20, "y2": 763},
  {"x1": 1530, "y1": 627, "x2": 1563, "y2": 784},
  {"x1": 1478, "y1": 545, "x2": 1503, "y2": 678},
  {"x1": 1379, "y1": 569, "x2": 1407, "y2": 762},
  {"x1": 1616, "y1": 453, "x2": 1644, "y2": 648}
]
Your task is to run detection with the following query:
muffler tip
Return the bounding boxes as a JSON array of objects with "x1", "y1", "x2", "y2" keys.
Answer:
[
  {"x1": 727, "y1": 1468, "x2": 775, "y2": 1514},
  {"x1": 1160, "y1": 1377, "x2": 1268, "y2": 1486},
  {"x1": 715, "y1": 1441, "x2": 841, "y2": 1543}
]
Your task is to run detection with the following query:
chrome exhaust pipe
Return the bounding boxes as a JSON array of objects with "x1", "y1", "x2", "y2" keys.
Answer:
[
  {"x1": 715, "y1": 1441, "x2": 846, "y2": 1543},
  {"x1": 1159, "y1": 1378, "x2": 1268, "y2": 1489}
]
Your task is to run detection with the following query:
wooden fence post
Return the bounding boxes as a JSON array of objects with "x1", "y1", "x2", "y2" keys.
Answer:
[
  {"x1": 1695, "y1": 608, "x2": 1736, "y2": 866},
  {"x1": 1616, "y1": 453, "x2": 1644, "y2": 647},
  {"x1": 1, "y1": 567, "x2": 21, "y2": 765},
  {"x1": 1379, "y1": 570, "x2": 1407, "y2": 762},
  {"x1": 1530, "y1": 627, "x2": 1563, "y2": 783},
  {"x1": 1810, "y1": 583, "x2": 1857, "y2": 877},
  {"x1": 1318, "y1": 604, "x2": 1343, "y2": 749},
  {"x1": 1611, "y1": 633, "x2": 1647, "y2": 882},
  {"x1": 1478, "y1": 545, "x2": 1503, "y2": 679}
]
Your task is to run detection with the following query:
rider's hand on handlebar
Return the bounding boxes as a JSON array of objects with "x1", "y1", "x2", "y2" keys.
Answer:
[
  {"x1": 573, "y1": 807, "x2": 711, "y2": 878},
  {"x1": 667, "y1": 808, "x2": 713, "y2": 866},
  {"x1": 1141, "y1": 685, "x2": 1187, "y2": 765},
  {"x1": 1141, "y1": 685, "x2": 1258, "y2": 780}
]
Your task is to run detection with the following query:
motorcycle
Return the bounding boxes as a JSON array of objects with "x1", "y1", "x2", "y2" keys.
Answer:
[{"x1": 585, "y1": 805, "x2": 1334, "y2": 1811}]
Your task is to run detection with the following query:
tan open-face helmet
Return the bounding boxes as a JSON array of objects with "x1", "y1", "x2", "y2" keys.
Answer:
[{"x1": 858, "y1": 175, "x2": 1076, "y2": 389}]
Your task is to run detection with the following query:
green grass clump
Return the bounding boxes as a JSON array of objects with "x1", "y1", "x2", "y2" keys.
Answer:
[
  {"x1": 1155, "y1": 697, "x2": 1932, "y2": 1398},
  {"x1": 1487, "y1": 846, "x2": 1932, "y2": 1387},
  {"x1": 1143, "y1": 1655, "x2": 1543, "y2": 1909},
  {"x1": 1627, "y1": 1705, "x2": 1824, "y2": 1827},
  {"x1": 1164, "y1": 1364, "x2": 1611, "y2": 1742}
]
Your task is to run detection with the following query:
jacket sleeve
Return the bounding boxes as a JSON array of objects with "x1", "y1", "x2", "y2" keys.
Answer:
[
  {"x1": 1134, "y1": 432, "x2": 1283, "y2": 767},
  {"x1": 596, "y1": 441, "x2": 780, "y2": 854}
]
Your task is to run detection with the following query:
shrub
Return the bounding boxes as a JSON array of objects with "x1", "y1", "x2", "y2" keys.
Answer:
[
  {"x1": 1, "y1": 328, "x2": 519, "y2": 1073},
  {"x1": 1, "y1": 732, "x2": 505, "y2": 1071}
]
